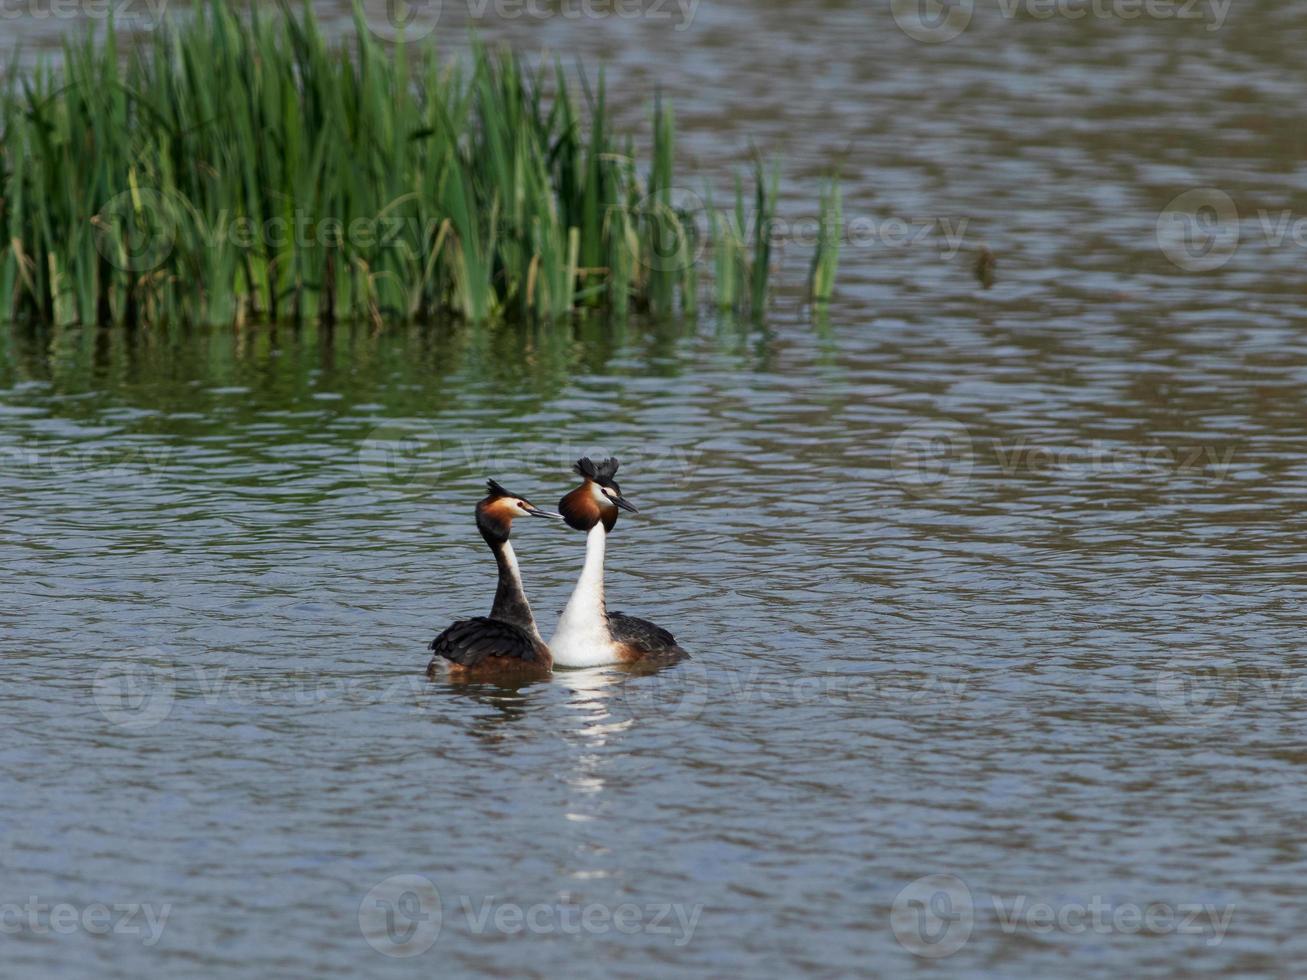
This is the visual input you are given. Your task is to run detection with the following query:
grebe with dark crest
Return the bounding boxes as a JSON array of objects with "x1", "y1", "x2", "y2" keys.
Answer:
[
  {"x1": 549, "y1": 458, "x2": 690, "y2": 667},
  {"x1": 428, "y1": 480, "x2": 562, "y2": 679}
]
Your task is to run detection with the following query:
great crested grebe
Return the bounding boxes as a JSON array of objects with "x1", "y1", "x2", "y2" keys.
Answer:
[
  {"x1": 427, "y1": 480, "x2": 562, "y2": 679},
  {"x1": 548, "y1": 457, "x2": 689, "y2": 667}
]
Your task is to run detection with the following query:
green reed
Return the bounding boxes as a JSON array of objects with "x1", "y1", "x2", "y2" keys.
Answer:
[
  {"x1": 808, "y1": 177, "x2": 841, "y2": 304},
  {"x1": 706, "y1": 160, "x2": 778, "y2": 318},
  {"x1": 0, "y1": 1, "x2": 828, "y2": 327},
  {"x1": 708, "y1": 180, "x2": 746, "y2": 313}
]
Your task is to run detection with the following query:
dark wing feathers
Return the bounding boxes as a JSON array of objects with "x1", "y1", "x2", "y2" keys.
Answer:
[
  {"x1": 429, "y1": 617, "x2": 544, "y2": 669},
  {"x1": 608, "y1": 611, "x2": 688, "y2": 660}
]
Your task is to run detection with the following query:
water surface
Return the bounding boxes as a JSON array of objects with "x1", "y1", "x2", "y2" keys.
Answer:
[{"x1": 4, "y1": 2, "x2": 1307, "y2": 977}]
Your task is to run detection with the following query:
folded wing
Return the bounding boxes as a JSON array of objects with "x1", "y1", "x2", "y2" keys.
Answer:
[
  {"x1": 429, "y1": 617, "x2": 548, "y2": 672},
  {"x1": 608, "y1": 611, "x2": 689, "y2": 661}
]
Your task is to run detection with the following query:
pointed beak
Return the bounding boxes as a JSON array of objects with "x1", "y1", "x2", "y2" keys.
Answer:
[
  {"x1": 525, "y1": 504, "x2": 564, "y2": 520},
  {"x1": 613, "y1": 495, "x2": 638, "y2": 514}
]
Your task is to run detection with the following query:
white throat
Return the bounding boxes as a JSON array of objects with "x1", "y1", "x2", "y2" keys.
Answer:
[
  {"x1": 548, "y1": 524, "x2": 619, "y2": 667},
  {"x1": 501, "y1": 539, "x2": 521, "y2": 580}
]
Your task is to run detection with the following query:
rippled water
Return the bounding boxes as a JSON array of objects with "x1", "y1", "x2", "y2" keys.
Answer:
[{"x1": 5, "y1": 2, "x2": 1307, "y2": 977}]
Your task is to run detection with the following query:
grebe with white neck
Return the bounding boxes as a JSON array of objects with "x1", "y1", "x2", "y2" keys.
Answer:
[
  {"x1": 548, "y1": 458, "x2": 689, "y2": 667},
  {"x1": 427, "y1": 480, "x2": 562, "y2": 678}
]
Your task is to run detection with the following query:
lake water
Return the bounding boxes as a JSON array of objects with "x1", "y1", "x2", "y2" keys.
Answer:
[{"x1": 4, "y1": 1, "x2": 1307, "y2": 977}]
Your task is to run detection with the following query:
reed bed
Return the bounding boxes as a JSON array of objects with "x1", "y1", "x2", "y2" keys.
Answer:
[{"x1": 0, "y1": 0, "x2": 829, "y2": 327}]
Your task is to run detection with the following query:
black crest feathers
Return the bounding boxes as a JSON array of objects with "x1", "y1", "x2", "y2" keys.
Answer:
[
  {"x1": 573, "y1": 457, "x2": 620, "y2": 488},
  {"x1": 485, "y1": 479, "x2": 511, "y2": 498}
]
